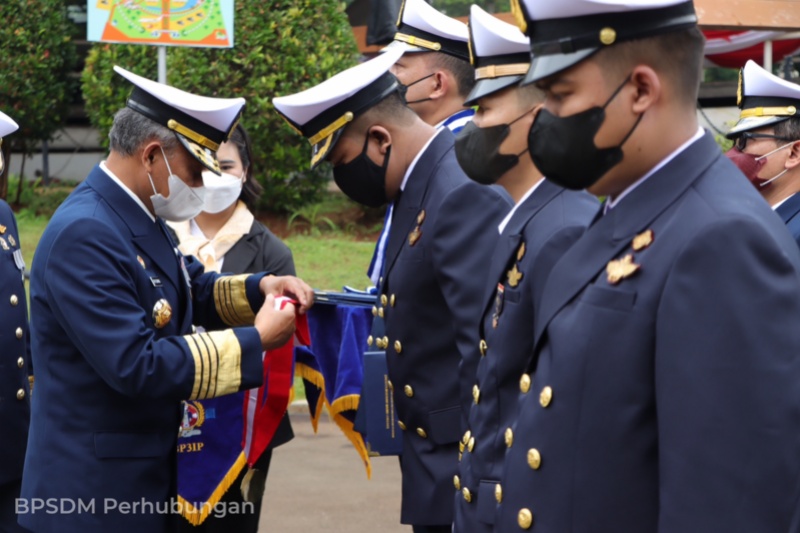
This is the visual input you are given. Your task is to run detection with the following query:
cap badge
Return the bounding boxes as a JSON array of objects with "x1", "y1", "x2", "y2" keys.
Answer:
[
  {"x1": 152, "y1": 298, "x2": 173, "y2": 329},
  {"x1": 507, "y1": 264, "x2": 523, "y2": 288},
  {"x1": 599, "y1": 27, "x2": 617, "y2": 46},
  {"x1": 606, "y1": 254, "x2": 640, "y2": 285},
  {"x1": 632, "y1": 229, "x2": 654, "y2": 252}
]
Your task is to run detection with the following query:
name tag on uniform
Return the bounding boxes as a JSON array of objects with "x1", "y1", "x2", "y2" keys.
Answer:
[{"x1": 150, "y1": 276, "x2": 163, "y2": 288}]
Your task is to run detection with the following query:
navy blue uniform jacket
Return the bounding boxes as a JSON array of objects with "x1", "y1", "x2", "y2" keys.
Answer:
[
  {"x1": 453, "y1": 181, "x2": 598, "y2": 532},
  {"x1": 0, "y1": 200, "x2": 30, "y2": 486},
  {"x1": 497, "y1": 133, "x2": 800, "y2": 532},
  {"x1": 20, "y1": 166, "x2": 266, "y2": 533},
  {"x1": 377, "y1": 130, "x2": 510, "y2": 526},
  {"x1": 776, "y1": 192, "x2": 800, "y2": 250}
]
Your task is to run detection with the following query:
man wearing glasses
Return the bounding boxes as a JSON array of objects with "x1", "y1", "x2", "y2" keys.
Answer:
[{"x1": 726, "y1": 60, "x2": 800, "y2": 247}]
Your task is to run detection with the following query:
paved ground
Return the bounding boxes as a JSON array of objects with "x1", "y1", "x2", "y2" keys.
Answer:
[{"x1": 258, "y1": 409, "x2": 409, "y2": 533}]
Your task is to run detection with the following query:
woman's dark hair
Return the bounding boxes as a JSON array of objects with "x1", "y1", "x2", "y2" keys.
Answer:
[{"x1": 227, "y1": 124, "x2": 263, "y2": 210}]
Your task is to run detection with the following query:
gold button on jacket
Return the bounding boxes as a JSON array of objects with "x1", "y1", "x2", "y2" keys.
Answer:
[
  {"x1": 416, "y1": 427, "x2": 427, "y2": 438},
  {"x1": 527, "y1": 448, "x2": 541, "y2": 470},
  {"x1": 495, "y1": 483, "x2": 503, "y2": 503},
  {"x1": 15, "y1": 326, "x2": 23, "y2": 339},
  {"x1": 505, "y1": 427, "x2": 514, "y2": 448},
  {"x1": 462, "y1": 487, "x2": 472, "y2": 502},
  {"x1": 404, "y1": 384, "x2": 414, "y2": 397},
  {"x1": 10, "y1": 294, "x2": 18, "y2": 306},
  {"x1": 17, "y1": 357, "x2": 24, "y2": 369},
  {"x1": 472, "y1": 384, "x2": 480, "y2": 404},
  {"x1": 453, "y1": 475, "x2": 461, "y2": 490},
  {"x1": 518, "y1": 508, "x2": 533, "y2": 529},
  {"x1": 540, "y1": 386, "x2": 553, "y2": 407},
  {"x1": 398, "y1": 420, "x2": 407, "y2": 431},
  {"x1": 394, "y1": 340, "x2": 402, "y2": 354},
  {"x1": 520, "y1": 373, "x2": 531, "y2": 393},
  {"x1": 16, "y1": 389, "x2": 25, "y2": 400}
]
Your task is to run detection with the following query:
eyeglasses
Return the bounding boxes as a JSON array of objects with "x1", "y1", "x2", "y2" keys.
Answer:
[{"x1": 734, "y1": 132, "x2": 793, "y2": 151}]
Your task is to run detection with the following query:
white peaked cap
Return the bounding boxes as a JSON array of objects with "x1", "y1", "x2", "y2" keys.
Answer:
[
  {"x1": 0, "y1": 111, "x2": 19, "y2": 138},
  {"x1": 511, "y1": 0, "x2": 697, "y2": 83},
  {"x1": 114, "y1": 66, "x2": 246, "y2": 174},
  {"x1": 464, "y1": 6, "x2": 531, "y2": 106},
  {"x1": 273, "y1": 46, "x2": 404, "y2": 169},
  {"x1": 728, "y1": 60, "x2": 800, "y2": 137},
  {"x1": 470, "y1": 5, "x2": 528, "y2": 59},
  {"x1": 391, "y1": 0, "x2": 471, "y2": 60}
]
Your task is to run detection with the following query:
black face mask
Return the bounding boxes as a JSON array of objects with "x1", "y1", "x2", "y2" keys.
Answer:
[
  {"x1": 333, "y1": 134, "x2": 391, "y2": 208},
  {"x1": 527, "y1": 74, "x2": 643, "y2": 190},
  {"x1": 400, "y1": 73, "x2": 435, "y2": 105},
  {"x1": 454, "y1": 109, "x2": 532, "y2": 185}
]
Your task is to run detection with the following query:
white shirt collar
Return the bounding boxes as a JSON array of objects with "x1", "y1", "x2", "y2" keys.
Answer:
[
  {"x1": 605, "y1": 127, "x2": 705, "y2": 212},
  {"x1": 400, "y1": 129, "x2": 443, "y2": 192},
  {"x1": 100, "y1": 161, "x2": 155, "y2": 222},
  {"x1": 498, "y1": 178, "x2": 545, "y2": 234},
  {"x1": 772, "y1": 193, "x2": 795, "y2": 211}
]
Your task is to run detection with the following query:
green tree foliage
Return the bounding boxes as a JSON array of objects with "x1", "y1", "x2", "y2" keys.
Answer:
[
  {"x1": 82, "y1": 1, "x2": 359, "y2": 214},
  {"x1": 430, "y1": 0, "x2": 511, "y2": 17},
  {"x1": 0, "y1": 0, "x2": 77, "y2": 199}
]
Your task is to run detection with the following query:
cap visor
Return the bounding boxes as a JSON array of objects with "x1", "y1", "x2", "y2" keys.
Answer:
[
  {"x1": 310, "y1": 128, "x2": 346, "y2": 169},
  {"x1": 726, "y1": 116, "x2": 790, "y2": 138},
  {"x1": 464, "y1": 76, "x2": 524, "y2": 107},
  {"x1": 176, "y1": 134, "x2": 221, "y2": 175},
  {"x1": 522, "y1": 48, "x2": 598, "y2": 85}
]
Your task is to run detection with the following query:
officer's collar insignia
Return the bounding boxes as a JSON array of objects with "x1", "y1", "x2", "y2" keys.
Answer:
[
  {"x1": 7, "y1": 235, "x2": 15, "y2": 248},
  {"x1": 409, "y1": 209, "x2": 426, "y2": 246},
  {"x1": 607, "y1": 254, "x2": 640, "y2": 285},
  {"x1": 152, "y1": 298, "x2": 173, "y2": 329},
  {"x1": 632, "y1": 229, "x2": 654, "y2": 252},
  {"x1": 0, "y1": 224, "x2": 6, "y2": 234},
  {"x1": 517, "y1": 242, "x2": 526, "y2": 261},
  {"x1": 137, "y1": 255, "x2": 146, "y2": 269},
  {"x1": 507, "y1": 264, "x2": 523, "y2": 287},
  {"x1": 0, "y1": 237, "x2": 8, "y2": 251}
]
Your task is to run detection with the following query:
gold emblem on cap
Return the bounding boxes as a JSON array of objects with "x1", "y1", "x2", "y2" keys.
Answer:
[
  {"x1": 510, "y1": 0, "x2": 528, "y2": 33},
  {"x1": 152, "y1": 298, "x2": 173, "y2": 329},
  {"x1": 167, "y1": 119, "x2": 220, "y2": 151},
  {"x1": 137, "y1": 255, "x2": 146, "y2": 269},
  {"x1": 517, "y1": 242, "x2": 526, "y2": 261},
  {"x1": 0, "y1": 237, "x2": 8, "y2": 251},
  {"x1": 606, "y1": 254, "x2": 640, "y2": 285},
  {"x1": 518, "y1": 508, "x2": 533, "y2": 529},
  {"x1": 507, "y1": 265, "x2": 523, "y2": 288},
  {"x1": 632, "y1": 229, "x2": 655, "y2": 251},
  {"x1": 599, "y1": 27, "x2": 617, "y2": 45}
]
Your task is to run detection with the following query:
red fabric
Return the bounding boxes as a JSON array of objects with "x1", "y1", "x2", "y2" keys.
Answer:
[
  {"x1": 704, "y1": 30, "x2": 800, "y2": 69},
  {"x1": 242, "y1": 298, "x2": 310, "y2": 466}
]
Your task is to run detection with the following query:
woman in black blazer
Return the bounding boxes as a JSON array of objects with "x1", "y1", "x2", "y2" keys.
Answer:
[{"x1": 170, "y1": 125, "x2": 295, "y2": 532}]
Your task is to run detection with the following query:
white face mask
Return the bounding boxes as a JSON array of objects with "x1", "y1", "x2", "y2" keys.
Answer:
[
  {"x1": 201, "y1": 170, "x2": 244, "y2": 214},
  {"x1": 148, "y1": 146, "x2": 206, "y2": 222}
]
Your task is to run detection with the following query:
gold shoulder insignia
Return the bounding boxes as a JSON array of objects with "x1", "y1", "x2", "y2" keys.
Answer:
[
  {"x1": 606, "y1": 254, "x2": 640, "y2": 285},
  {"x1": 632, "y1": 229, "x2": 654, "y2": 252},
  {"x1": 507, "y1": 265, "x2": 523, "y2": 287}
]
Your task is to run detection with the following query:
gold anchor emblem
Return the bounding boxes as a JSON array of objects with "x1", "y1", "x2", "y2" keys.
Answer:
[
  {"x1": 507, "y1": 265, "x2": 523, "y2": 287},
  {"x1": 606, "y1": 254, "x2": 640, "y2": 285},
  {"x1": 632, "y1": 229, "x2": 654, "y2": 252}
]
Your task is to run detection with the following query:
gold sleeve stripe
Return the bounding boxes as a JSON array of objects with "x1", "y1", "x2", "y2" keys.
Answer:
[
  {"x1": 185, "y1": 330, "x2": 243, "y2": 400},
  {"x1": 214, "y1": 274, "x2": 256, "y2": 326}
]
